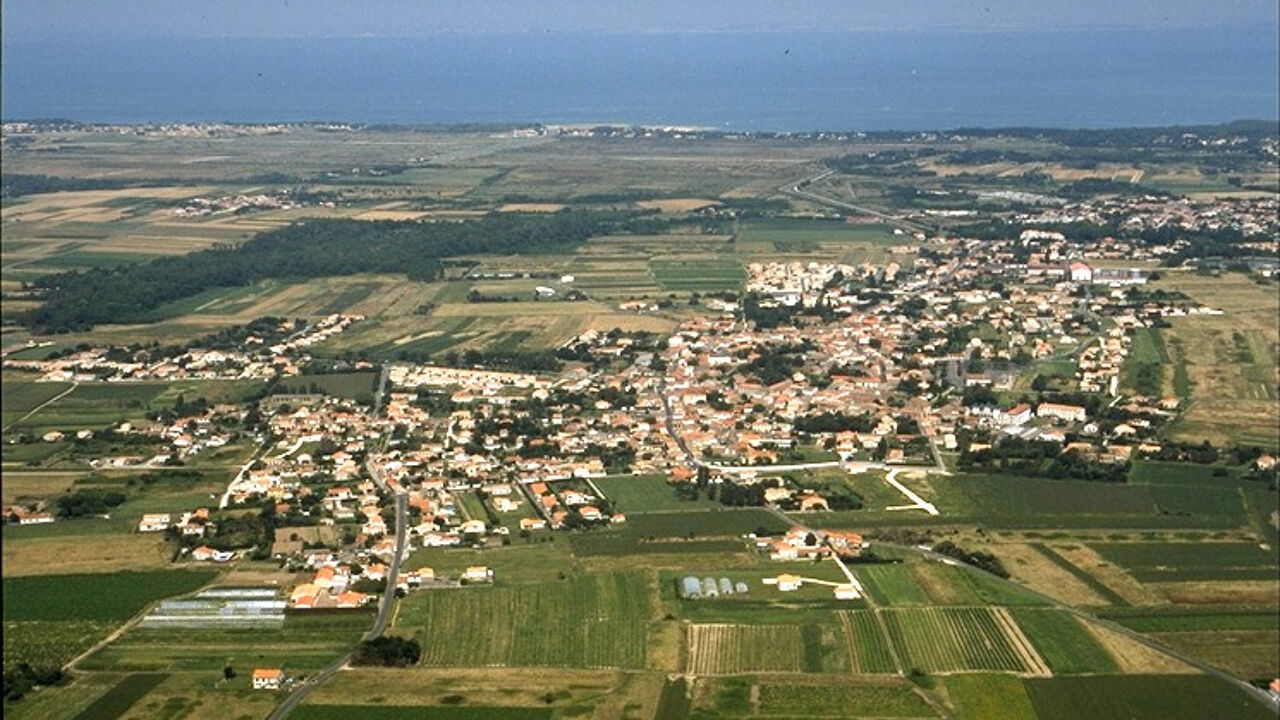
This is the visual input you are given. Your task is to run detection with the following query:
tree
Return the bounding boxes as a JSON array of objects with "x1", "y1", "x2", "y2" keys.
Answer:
[
  {"x1": 223, "y1": 665, "x2": 236, "y2": 680},
  {"x1": 351, "y1": 636, "x2": 422, "y2": 667}
]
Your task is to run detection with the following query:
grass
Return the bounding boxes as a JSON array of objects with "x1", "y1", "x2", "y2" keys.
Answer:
[
  {"x1": 397, "y1": 572, "x2": 648, "y2": 669},
  {"x1": 1024, "y1": 675, "x2": 1274, "y2": 720},
  {"x1": 67, "y1": 673, "x2": 168, "y2": 720},
  {"x1": 946, "y1": 674, "x2": 1038, "y2": 720},
  {"x1": 1010, "y1": 609, "x2": 1118, "y2": 674},
  {"x1": 756, "y1": 681, "x2": 934, "y2": 717},
  {"x1": 1099, "y1": 608, "x2": 1280, "y2": 633},
  {"x1": 839, "y1": 610, "x2": 899, "y2": 674},
  {"x1": 654, "y1": 676, "x2": 692, "y2": 720},
  {"x1": 3, "y1": 571, "x2": 218, "y2": 622},
  {"x1": 858, "y1": 564, "x2": 931, "y2": 606},
  {"x1": 1028, "y1": 544, "x2": 1130, "y2": 606},
  {"x1": 592, "y1": 475, "x2": 716, "y2": 513}
]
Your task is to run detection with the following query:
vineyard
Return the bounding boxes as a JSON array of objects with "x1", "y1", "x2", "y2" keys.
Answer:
[
  {"x1": 686, "y1": 624, "x2": 810, "y2": 674},
  {"x1": 401, "y1": 572, "x2": 649, "y2": 669},
  {"x1": 837, "y1": 610, "x2": 899, "y2": 674},
  {"x1": 879, "y1": 607, "x2": 1049, "y2": 674}
]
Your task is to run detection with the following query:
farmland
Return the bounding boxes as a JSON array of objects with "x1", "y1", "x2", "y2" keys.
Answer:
[
  {"x1": 686, "y1": 623, "x2": 848, "y2": 674},
  {"x1": 1089, "y1": 542, "x2": 1277, "y2": 583},
  {"x1": 879, "y1": 607, "x2": 1048, "y2": 674},
  {"x1": 1024, "y1": 675, "x2": 1275, "y2": 720},
  {"x1": 397, "y1": 572, "x2": 649, "y2": 669}
]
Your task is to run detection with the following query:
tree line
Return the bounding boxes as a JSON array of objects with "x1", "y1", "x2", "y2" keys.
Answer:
[{"x1": 20, "y1": 211, "x2": 644, "y2": 334}]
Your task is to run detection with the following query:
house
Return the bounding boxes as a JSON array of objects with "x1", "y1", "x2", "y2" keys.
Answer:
[
  {"x1": 578, "y1": 505, "x2": 603, "y2": 521},
  {"x1": 1037, "y1": 402, "x2": 1087, "y2": 423},
  {"x1": 1069, "y1": 262, "x2": 1093, "y2": 283},
  {"x1": 519, "y1": 517, "x2": 547, "y2": 531},
  {"x1": 1257, "y1": 455, "x2": 1277, "y2": 471},
  {"x1": 775, "y1": 574, "x2": 802, "y2": 592},
  {"x1": 191, "y1": 545, "x2": 233, "y2": 562},
  {"x1": 252, "y1": 668, "x2": 284, "y2": 690},
  {"x1": 463, "y1": 565, "x2": 493, "y2": 583},
  {"x1": 138, "y1": 514, "x2": 172, "y2": 532},
  {"x1": 493, "y1": 496, "x2": 521, "y2": 513},
  {"x1": 798, "y1": 494, "x2": 829, "y2": 512}
]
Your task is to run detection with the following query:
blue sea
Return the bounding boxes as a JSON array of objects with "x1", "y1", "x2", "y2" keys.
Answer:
[{"x1": 3, "y1": 29, "x2": 1276, "y2": 131}]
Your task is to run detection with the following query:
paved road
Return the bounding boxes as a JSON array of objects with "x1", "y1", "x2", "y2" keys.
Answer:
[
  {"x1": 657, "y1": 378, "x2": 701, "y2": 468},
  {"x1": 267, "y1": 393, "x2": 406, "y2": 720},
  {"x1": 780, "y1": 171, "x2": 935, "y2": 235}
]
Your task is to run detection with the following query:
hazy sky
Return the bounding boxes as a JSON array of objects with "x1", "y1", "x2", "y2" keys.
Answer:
[{"x1": 4, "y1": 0, "x2": 1278, "y2": 40}]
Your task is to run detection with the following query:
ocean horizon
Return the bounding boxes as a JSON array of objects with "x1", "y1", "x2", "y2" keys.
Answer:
[{"x1": 3, "y1": 28, "x2": 1277, "y2": 132}]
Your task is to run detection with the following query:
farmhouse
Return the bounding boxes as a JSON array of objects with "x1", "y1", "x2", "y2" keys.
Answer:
[{"x1": 252, "y1": 668, "x2": 283, "y2": 690}]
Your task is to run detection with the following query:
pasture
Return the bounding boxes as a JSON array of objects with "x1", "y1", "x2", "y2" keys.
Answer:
[
  {"x1": 649, "y1": 258, "x2": 744, "y2": 292},
  {"x1": 396, "y1": 572, "x2": 649, "y2": 669}
]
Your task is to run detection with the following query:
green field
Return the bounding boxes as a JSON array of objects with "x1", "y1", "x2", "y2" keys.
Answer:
[
  {"x1": 2, "y1": 379, "x2": 73, "y2": 428},
  {"x1": 593, "y1": 475, "x2": 716, "y2": 513},
  {"x1": 3, "y1": 571, "x2": 218, "y2": 622},
  {"x1": 273, "y1": 372, "x2": 378, "y2": 401},
  {"x1": 620, "y1": 509, "x2": 789, "y2": 539},
  {"x1": 650, "y1": 259, "x2": 744, "y2": 292},
  {"x1": 946, "y1": 674, "x2": 1038, "y2": 720},
  {"x1": 880, "y1": 607, "x2": 1038, "y2": 674},
  {"x1": 1024, "y1": 675, "x2": 1274, "y2": 720},
  {"x1": 756, "y1": 681, "x2": 935, "y2": 717},
  {"x1": 67, "y1": 673, "x2": 168, "y2": 720},
  {"x1": 1009, "y1": 609, "x2": 1118, "y2": 674},
  {"x1": 1089, "y1": 542, "x2": 1277, "y2": 582},
  {"x1": 397, "y1": 572, "x2": 648, "y2": 669},
  {"x1": 857, "y1": 564, "x2": 931, "y2": 606}
]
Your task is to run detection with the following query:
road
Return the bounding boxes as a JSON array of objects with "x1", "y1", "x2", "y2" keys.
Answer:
[
  {"x1": 267, "y1": 375, "x2": 405, "y2": 720},
  {"x1": 780, "y1": 171, "x2": 935, "y2": 235}
]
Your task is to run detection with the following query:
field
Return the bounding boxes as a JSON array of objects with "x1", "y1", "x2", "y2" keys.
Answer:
[
  {"x1": 685, "y1": 623, "x2": 848, "y2": 675},
  {"x1": 396, "y1": 572, "x2": 649, "y2": 669},
  {"x1": 3, "y1": 570, "x2": 218, "y2": 672},
  {"x1": 273, "y1": 371, "x2": 378, "y2": 401},
  {"x1": 3, "y1": 571, "x2": 218, "y2": 622},
  {"x1": 1008, "y1": 609, "x2": 1118, "y2": 674},
  {"x1": 79, "y1": 613, "x2": 370, "y2": 673},
  {"x1": 756, "y1": 680, "x2": 935, "y2": 718},
  {"x1": 944, "y1": 674, "x2": 1038, "y2": 720},
  {"x1": 292, "y1": 707, "x2": 553, "y2": 720},
  {"x1": 1089, "y1": 542, "x2": 1277, "y2": 583},
  {"x1": 1148, "y1": 272, "x2": 1279, "y2": 448},
  {"x1": 67, "y1": 673, "x2": 168, "y2": 720},
  {"x1": 650, "y1": 258, "x2": 744, "y2": 292},
  {"x1": 2, "y1": 379, "x2": 74, "y2": 429},
  {"x1": 879, "y1": 607, "x2": 1048, "y2": 674},
  {"x1": 592, "y1": 474, "x2": 717, "y2": 513},
  {"x1": 1024, "y1": 675, "x2": 1274, "y2": 720}
]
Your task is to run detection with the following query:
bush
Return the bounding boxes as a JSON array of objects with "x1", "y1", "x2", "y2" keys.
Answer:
[{"x1": 351, "y1": 636, "x2": 421, "y2": 667}]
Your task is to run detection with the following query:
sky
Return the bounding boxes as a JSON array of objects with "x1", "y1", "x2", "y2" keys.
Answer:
[{"x1": 3, "y1": 0, "x2": 1278, "y2": 40}]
